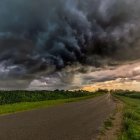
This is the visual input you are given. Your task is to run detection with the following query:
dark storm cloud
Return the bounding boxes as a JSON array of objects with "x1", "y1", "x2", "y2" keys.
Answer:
[{"x1": 0, "y1": 0, "x2": 140, "y2": 82}]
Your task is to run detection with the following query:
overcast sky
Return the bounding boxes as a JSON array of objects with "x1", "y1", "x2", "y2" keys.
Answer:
[{"x1": 0, "y1": 0, "x2": 140, "y2": 91}]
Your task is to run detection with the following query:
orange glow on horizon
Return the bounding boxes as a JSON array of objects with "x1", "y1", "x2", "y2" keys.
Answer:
[
  {"x1": 80, "y1": 80, "x2": 140, "y2": 92},
  {"x1": 82, "y1": 86, "x2": 97, "y2": 91}
]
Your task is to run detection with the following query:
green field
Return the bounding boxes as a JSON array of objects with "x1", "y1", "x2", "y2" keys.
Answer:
[
  {"x1": 114, "y1": 91, "x2": 140, "y2": 140},
  {"x1": 0, "y1": 90, "x2": 106, "y2": 115}
]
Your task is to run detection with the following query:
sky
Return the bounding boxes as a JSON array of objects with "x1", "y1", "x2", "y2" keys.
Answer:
[
  {"x1": 0, "y1": 0, "x2": 140, "y2": 91},
  {"x1": 28, "y1": 61, "x2": 140, "y2": 91},
  {"x1": 81, "y1": 61, "x2": 140, "y2": 91}
]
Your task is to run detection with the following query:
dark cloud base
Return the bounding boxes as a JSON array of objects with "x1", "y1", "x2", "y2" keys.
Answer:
[{"x1": 0, "y1": 0, "x2": 140, "y2": 89}]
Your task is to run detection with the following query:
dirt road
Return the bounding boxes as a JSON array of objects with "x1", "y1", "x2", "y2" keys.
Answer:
[{"x1": 0, "y1": 94, "x2": 116, "y2": 140}]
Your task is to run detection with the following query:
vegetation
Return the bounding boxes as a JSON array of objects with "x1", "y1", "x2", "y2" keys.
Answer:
[
  {"x1": 0, "y1": 90, "x2": 107, "y2": 105},
  {"x1": 0, "y1": 90, "x2": 106, "y2": 115},
  {"x1": 104, "y1": 117, "x2": 113, "y2": 129},
  {"x1": 114, "y1": 90, "x2": 140, "y2": 140},
  {"x1": 113, "y1": 90, "x2": 140, "y2": 99}
]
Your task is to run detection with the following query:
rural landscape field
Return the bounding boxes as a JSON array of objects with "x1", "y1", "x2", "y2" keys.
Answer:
[
  {"x1": 0, "y1": 90, "x2": 139, "y2": 140},
  {"x1": 0, "y1": 0, "x2": 140, "y2": 139}
]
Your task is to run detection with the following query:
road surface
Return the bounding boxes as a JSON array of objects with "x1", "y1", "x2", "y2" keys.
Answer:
[{"x1": 0, "y1": 94, "x2": 116, "y2": 140}]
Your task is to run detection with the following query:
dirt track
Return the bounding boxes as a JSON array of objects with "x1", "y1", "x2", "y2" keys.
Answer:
[{"x1": 0, "y1": 94, "x2": 116, "y2": 140}]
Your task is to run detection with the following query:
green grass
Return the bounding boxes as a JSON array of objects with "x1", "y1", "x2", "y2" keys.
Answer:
[
  {"x1": 114, "y1": 94, "x2": 140, "y2": 140},
  {"x1": 100, "y1": 115, "x2": 114, "y2": 135},
  {"x1": 104, "y1": 118, "x2": 113, "y2": 129},
  {"x1": 0, "y1": 92, "x2": 104, "y2": 115}
]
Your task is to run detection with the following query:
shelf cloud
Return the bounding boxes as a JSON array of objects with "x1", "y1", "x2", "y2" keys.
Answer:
[{"x1": 0, "y1": 0, "x2": 140, "y2": 89}]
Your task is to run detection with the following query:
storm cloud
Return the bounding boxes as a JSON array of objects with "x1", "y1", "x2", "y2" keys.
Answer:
[{"x1": 0, "y1": 0, "x2": 140, "y2": 89}]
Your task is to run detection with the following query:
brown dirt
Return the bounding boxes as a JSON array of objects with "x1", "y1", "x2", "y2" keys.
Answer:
[
  {"x1": 98, "y1": 97, "x2": 124, "y2": 140},
  {"x1": 0, "y1": 94, "x2": 116, "y2": 140}
]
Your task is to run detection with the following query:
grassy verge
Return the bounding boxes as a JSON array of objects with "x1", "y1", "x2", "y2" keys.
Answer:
[
  {"x1": 104, "y1": 116, "x2": 114, "y2": 130},
  {"x1": 115, "y1": 94, "x2": 140, "y2": 140},
  {"x1": 0, "y1": 92, "x2": 104, "y2": 115},
  {"x1": 99, "y1": 115, "x2": 114, "y2": 136}
]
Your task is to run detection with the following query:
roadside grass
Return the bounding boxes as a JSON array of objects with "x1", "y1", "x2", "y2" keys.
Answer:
[
  {"x1": 104, "y1": 118, "x2": 113, "y2": 129},
  {"x1": 114, "y1": 93, "x2": 140, "y2": 140},
  {"x1": 0, "y1": 91, "x2": 104, "y2": 115},
  {"x1": 100, "y1": 115, "x2": 114, "y2": 135}
]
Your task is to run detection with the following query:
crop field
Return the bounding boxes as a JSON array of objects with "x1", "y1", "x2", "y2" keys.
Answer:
[{"x1": 0, "y1": 90, "x2": 106, "y2": 115}]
